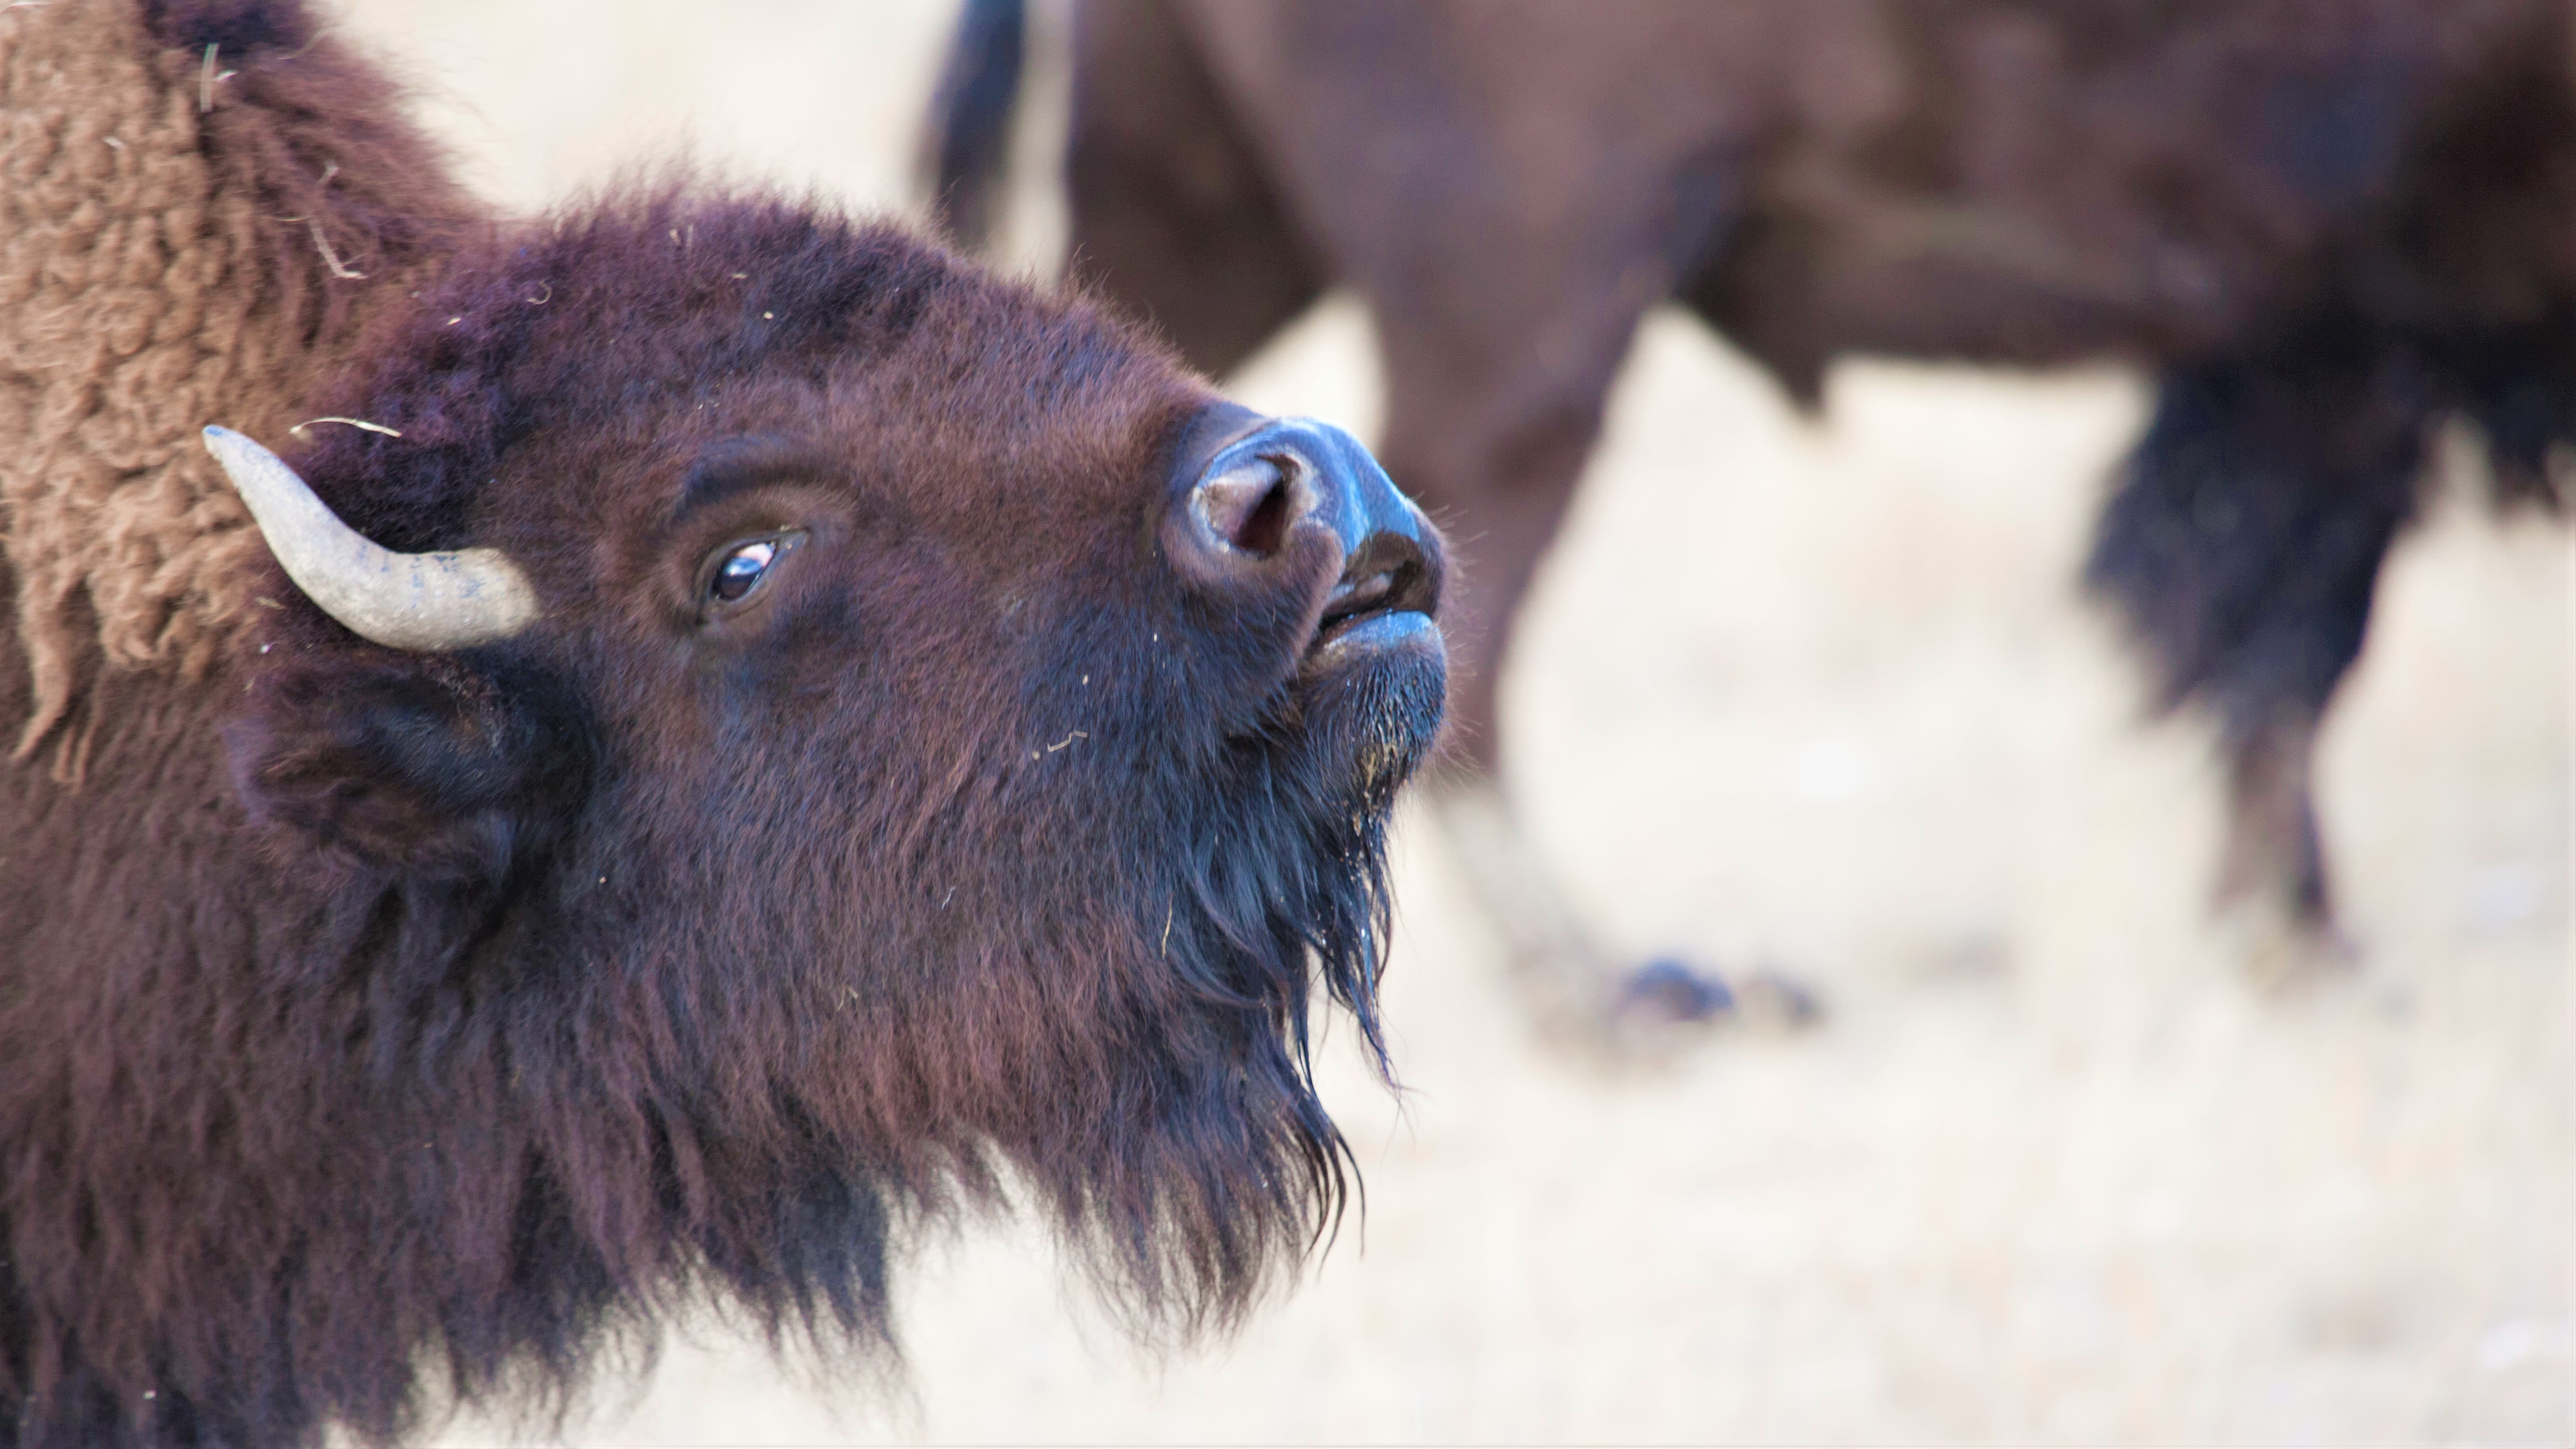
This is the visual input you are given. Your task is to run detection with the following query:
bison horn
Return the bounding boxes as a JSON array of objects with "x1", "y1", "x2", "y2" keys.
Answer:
[{"x1": 201, "y1": 425, "x2": 540, "y2": 650}]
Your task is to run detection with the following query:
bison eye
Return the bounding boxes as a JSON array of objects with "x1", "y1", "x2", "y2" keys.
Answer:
[{"x1": 702, "y1": 531, "x2": 806, "y2": 610}]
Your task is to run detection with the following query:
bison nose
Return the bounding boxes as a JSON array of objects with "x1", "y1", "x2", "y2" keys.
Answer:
[{"x1": 1170, "y1": 411, "x2": 1443, "y2": 624}]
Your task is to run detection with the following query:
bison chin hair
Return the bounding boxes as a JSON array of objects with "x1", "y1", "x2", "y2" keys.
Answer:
[
  {"x1": 1007, "y1": 675, "x2": 1431, "y2": 1345},
  {"x1": 774, "y1": 604, "x2": 1442, "y2": 1364},
  {"x1": 854, "y1": 726, "x2": 1417, "y2": 1362}
]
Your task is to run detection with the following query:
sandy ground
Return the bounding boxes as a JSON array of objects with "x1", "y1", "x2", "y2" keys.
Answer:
[{"x1": 319, "y1": 3, "x2": 2574, "y2": 1441}]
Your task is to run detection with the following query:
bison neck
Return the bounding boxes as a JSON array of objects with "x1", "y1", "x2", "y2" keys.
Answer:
[{"x1": 0, "y1": 640, "x2": 605, "y2": 1449}]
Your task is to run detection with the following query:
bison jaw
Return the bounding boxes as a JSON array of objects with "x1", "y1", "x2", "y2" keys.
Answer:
[{"x1": 202, "y1": 425, "x2": 540, "y2": 650}]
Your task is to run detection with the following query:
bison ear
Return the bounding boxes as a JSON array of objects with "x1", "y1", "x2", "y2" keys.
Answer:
[{"x1": 224, "y1": 650, "x2": 585, "y2": 881}]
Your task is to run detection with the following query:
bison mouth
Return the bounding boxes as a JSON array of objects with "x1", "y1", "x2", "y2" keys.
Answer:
[
  {"x1": 1302, "y1": 534, "x2": 1440, "y2": 670},
  {"x1": 1281, "y1": 533, "x2": 1447, "y2": 809},
  {"x1": 1163, "y1": 402, "x2": 1447, "y2": 762}
]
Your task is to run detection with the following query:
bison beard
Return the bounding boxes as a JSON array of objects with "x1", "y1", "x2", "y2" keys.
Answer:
[{"x1": 0, "y1": 3, "x2": 1448, "y2": 1446}]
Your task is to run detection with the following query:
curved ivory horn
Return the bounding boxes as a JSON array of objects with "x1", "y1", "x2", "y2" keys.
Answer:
[{"x1": 201, "y1": 425, "x2": 540, "y2": 650}]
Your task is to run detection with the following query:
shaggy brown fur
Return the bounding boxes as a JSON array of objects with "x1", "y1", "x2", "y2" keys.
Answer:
[
  {"x1": 1, "y1": 4, "x2": 1448, "y2": 1447},
  {"x1": 0, "y1": 0, "x2": 470, "y2": 766},
  {"x1": 932, "y1": 0, "x2": 2574, "y2": 988}
]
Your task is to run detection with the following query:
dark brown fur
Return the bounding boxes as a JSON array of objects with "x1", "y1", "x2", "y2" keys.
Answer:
[
  {"x1": 937, "y1": 0, "x2": 2574, "y2": 958},
  {"x1": 2, "y1": 4, "x2": 1447, "y2": 1445}
]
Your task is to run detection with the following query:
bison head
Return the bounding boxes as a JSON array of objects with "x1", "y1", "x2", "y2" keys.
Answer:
[{"x1": 200, "y1": 191, "x2": 1443, "y2": 1420}]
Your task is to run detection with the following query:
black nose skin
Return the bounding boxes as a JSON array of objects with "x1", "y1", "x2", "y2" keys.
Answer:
[{"x1": 1164, "y1": 402, "x2": 1444, "y2": 623}]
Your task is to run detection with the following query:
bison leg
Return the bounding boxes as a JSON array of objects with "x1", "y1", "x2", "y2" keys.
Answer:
[
  {"x1": 2086, "y1": 319, "x2": 2429, "y2": 980},
  {"x1": 1371, "y1": 303, "x2": 1796, "y2": 1049},
  {"x1": 2212, "y1": 706, "x2": 2354, "y2": 983},
  {"x1": 1063, "y1": 0, "x2": 1322, "y2": 374}
]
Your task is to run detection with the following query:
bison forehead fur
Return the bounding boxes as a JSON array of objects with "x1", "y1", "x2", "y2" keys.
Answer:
[{"x1": 0, "y1": 4, "x2": 1446, "y2": 1447}]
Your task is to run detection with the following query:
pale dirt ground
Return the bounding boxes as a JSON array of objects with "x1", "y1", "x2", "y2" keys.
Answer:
[{"x1": 320, "y1": 2, "x2": 2573, "y2": 1441}]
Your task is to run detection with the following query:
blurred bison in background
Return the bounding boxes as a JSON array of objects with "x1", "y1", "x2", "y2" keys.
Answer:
[
  {"x1": 0, "y1": 2, "x2": 1446, "y2": 1445},
  {"x1": 930, "y1": 0, "x2": 2574, "y2": 1033}
]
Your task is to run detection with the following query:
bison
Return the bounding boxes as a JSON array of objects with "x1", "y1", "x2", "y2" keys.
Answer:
[
  {"x1": 0, "y1": 2, "x2": 1447, "y2": 1445},
  {"x1": 928, "y1": 0, "x2": 2574, "y2": 1027}
]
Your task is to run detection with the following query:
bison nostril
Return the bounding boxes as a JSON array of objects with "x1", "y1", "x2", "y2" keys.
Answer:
[{"x1": 1196, "y1": 456, "x2": 1298, "y2": 556}]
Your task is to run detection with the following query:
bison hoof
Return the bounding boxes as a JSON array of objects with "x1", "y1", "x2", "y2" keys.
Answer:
[
  {"x1": 1609, "y1": 958, "x2": 1826, "y2": 1034},
  {"x1": 1615, "y1": 958, "x2": 1735, "y2": 1023}
]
